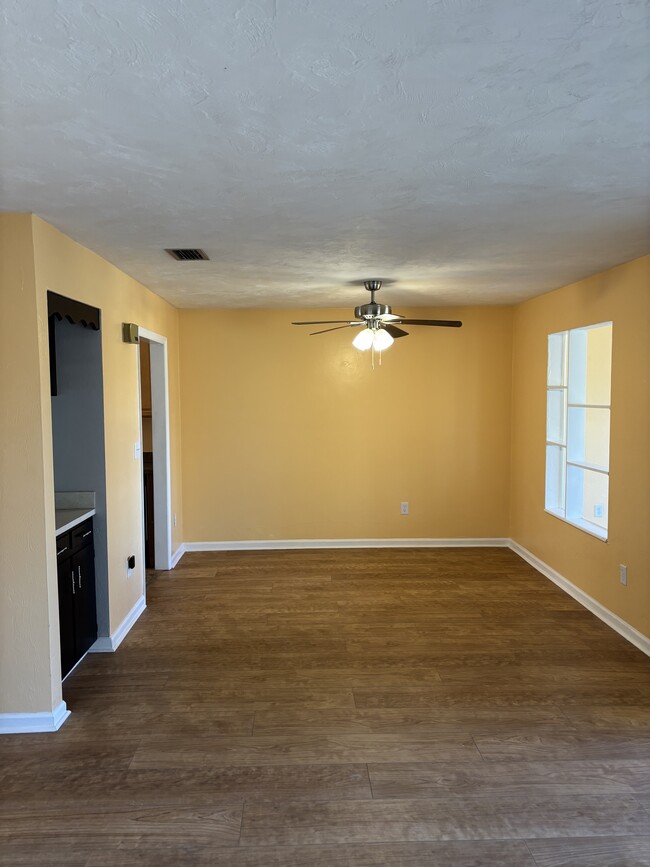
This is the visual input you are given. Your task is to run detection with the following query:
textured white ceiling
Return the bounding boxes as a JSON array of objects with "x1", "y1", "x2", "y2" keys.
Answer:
[{"x1": 1, "y1": 0, "x2": 648, "y2": 309}]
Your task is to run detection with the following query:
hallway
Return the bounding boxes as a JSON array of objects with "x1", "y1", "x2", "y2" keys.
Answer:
[{"x1": 1, "y1": 548, "x2": 649, "y2": 865}]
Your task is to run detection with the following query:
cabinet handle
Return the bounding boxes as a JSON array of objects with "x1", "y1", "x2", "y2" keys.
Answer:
[
  {"x1": 78, "y1": 564, "x2": 82, "y2": 589},
  {"x1": 57, "y1": 546, "x2": 68, "y2": 556},
  {"x1": 82, "y1": 530, "x2": 92, "y2": 538},
  {"x1": 71, "y1": 571, "x2": 75, "y2": 595}
]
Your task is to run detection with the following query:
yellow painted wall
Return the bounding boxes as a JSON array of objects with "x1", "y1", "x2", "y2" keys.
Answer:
[
  {"x1": 139, "y1": 339, "x2": 153, "y2": 452},
  {"x1": 510, "y1": 255, "x2": 650, "y2": 637},
  {"x1": 0, "y1": 214, "x2": 183, "y2": 715},
  {"x1": 180, "y1": 306, "x2": 513, "y2": 541},
  {"x1": 31, "y1": 217, "x2": 184, "y2": 627},
  {"x1": 0, "y1": 214, "x2": 60, "y2": 713}
]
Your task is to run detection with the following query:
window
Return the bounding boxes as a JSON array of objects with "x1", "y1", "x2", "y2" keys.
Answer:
[{"x1": 545, "y1": 322, "x2": 612, "y2": 540}]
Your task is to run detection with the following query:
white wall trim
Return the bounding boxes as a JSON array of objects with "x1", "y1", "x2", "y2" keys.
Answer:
[
  {"x1": 88, "y1": 594, "x2": 146, "y2": 653},
  {"x1": 509, "y1": 540, "x2": 650, "y2": 657},
  {"x1": 170, "y1": 543, "x2": 185, "y2": 568},
  {"x1": 137, "y1": 327, "x2": 173, "y2": 575},
  {"x1": 183, "y1": 538, "x2": 510, "y2": 552},
  {"x1": 0, "y1": 700, "x2": 70, "y2": 734}
]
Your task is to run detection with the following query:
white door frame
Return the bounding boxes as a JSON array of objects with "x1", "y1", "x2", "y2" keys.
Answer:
[{"x1": 137, "y1": 328, "x2": 172, "y2": 578}]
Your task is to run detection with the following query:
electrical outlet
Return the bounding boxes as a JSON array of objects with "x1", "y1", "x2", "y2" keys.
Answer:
[
  {"x1": 594, "y1": 504, "x2": 604, "y2": 518},
  {"x1": 619, "y1": 564, "x2": 628, "y2": 586},
  {"x1": 400, "y1": 502, "x2": 409, "y2": 516}
]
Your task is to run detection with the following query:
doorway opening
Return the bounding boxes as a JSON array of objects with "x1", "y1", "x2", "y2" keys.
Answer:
[
  {"x1": 139, "y1": 339, "x2": 155, "y2": 573},
  {"x1": 48, "y1": 296, "x2": 108, "y2": 677},
  {"x1": 138, "y1": 329, "x2": 172, "y2": 582}
]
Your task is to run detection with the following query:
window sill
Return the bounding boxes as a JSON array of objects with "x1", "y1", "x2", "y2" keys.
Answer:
[{"x1": 545, "y1": 509, "x2": 608, "y2": 542}]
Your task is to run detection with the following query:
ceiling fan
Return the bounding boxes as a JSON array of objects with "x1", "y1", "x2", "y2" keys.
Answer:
[{"x1": 291, "y1": 280, "x2": 462, "y2": 352}]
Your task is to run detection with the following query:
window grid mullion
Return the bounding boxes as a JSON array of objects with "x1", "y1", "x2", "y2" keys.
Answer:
[
  {"x1": 546, "y1": 322, "x2": 612, "y2": 540},
  {"x1": 566, "y1": 460, "x2": 609, "y2": 476},
  {"x1": 563, "y1": 335, "x2": 570, "y2": 515}
]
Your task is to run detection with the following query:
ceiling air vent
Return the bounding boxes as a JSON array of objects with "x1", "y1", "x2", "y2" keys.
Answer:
[{"x1": 165, "y1": 248, "x2": 209, "y2": 261}]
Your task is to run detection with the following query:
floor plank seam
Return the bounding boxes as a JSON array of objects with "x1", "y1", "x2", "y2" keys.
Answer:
[
  {"x1": 365, "y1": 762, "x2": 375, "y2": 799},
  {"x1": 523, "y1": 838, "x2": 542, "y2": 866},
  {"x1": 471, "y1": 735, "x2": 489, "y2": 762},
  {"x1": 237, "y1": 800, "x2": 245, "y2": 847}
]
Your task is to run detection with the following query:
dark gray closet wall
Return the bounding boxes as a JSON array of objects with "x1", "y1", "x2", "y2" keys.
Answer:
[{"x1": 51, "y1": 317, "x2": 109, "y2": 639}]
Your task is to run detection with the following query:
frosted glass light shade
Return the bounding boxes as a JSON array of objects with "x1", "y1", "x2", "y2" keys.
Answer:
[
  {"x1": 352, "y1": 328, "x2": 374, "y2": 350},
  {"x1": 373, "y1": 329, "x2": 394, "y2": 351}
]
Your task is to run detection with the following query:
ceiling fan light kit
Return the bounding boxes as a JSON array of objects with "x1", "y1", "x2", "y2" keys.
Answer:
[
  {"x1": 291, "y1": 280, "x2": 462, "y2": 366},
  {"x1": 371, "y1": 327, "x2": 394, "y2": 352},
  {"x1": 352, "y1": 326, "x2": 394, "y2": 352},
  {"x1": 352, "y1": 328, "x2": 375, "y2": 351}
]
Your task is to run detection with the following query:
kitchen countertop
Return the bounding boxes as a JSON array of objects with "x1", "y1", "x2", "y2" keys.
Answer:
[{"x1": 55, "y1": 508, "x2": 96, "y2": 537}]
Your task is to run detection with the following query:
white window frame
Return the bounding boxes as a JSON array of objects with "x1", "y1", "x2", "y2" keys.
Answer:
[{"x1": 545, "y1": 322, "x2": 612, "y2": 541}]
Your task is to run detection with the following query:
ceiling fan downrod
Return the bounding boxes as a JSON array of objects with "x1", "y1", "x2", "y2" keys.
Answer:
[{"x1": 355, "y1": 280, "x2": 391, "y2": 321}]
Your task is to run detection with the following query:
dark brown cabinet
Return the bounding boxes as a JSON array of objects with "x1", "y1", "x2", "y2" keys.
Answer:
[
  {"x1": 56, "y1": 519, "x2": 98, "y2": 678},
  {"x1": 56, "y1": 541, "x2": 76, "y2": 679}
]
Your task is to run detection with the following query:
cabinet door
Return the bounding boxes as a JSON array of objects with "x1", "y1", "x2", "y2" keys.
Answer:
[
  {"x1": 57, "y1": 556, "x2": 76, "y2": 678},
  {"x1": 72, "y1": 544, "x2": 98, "y2": 659}
]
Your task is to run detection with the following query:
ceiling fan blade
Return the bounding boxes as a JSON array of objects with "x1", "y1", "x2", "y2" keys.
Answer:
[
  {"x1": 292, "y1": 320, "x2": 359, "y2": 326},
  {"x1": 397, "y1": 319, "x2": 463, "y2": 328},
  {"x1": 383, "y1": 324, "x2": 409, "y2": 338},
  {"x1": 310, "y1": 323, "x2": 364, "y2": 335}
]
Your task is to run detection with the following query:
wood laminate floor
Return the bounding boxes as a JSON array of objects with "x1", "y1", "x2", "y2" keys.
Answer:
[{"x1": 1, "y1": 548, "x2": 649, "y2": 866}]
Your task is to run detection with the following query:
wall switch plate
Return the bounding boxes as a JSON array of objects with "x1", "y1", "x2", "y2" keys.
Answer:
[
  {"x1": 400, "y1": 502, "x2": 409, "y2": 515},
  {"x1": 619, "y1": 564, "x2": 628, "y2": 586},
  {"x1": 174, "y1": 513, "x2": 177, "y2": 527},
  {"x1": 134, "y1": 442, "x2": 141, "y2": 460}
]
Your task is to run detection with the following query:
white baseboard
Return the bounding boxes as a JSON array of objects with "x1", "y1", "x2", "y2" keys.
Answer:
[
  {"x1": 89, "y1": 594, "x2": 146, "y2": 653},
  {"x1": 509, "y1": 540, "x2": 650, "y2": 657},
  {"x1": 0, "y1": 700, "x2": 70, "y2": 735},
  {"x1": 183, "y1": 537, "x2": 510, "y2": 552},
  {"x1": 170, "y1": 544, "x2": 185, "y2": 568}
]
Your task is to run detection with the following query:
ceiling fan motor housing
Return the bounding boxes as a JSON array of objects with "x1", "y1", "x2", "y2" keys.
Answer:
[{"x1": 355, "y1": 302, "x2": 392, "y2": 320}]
